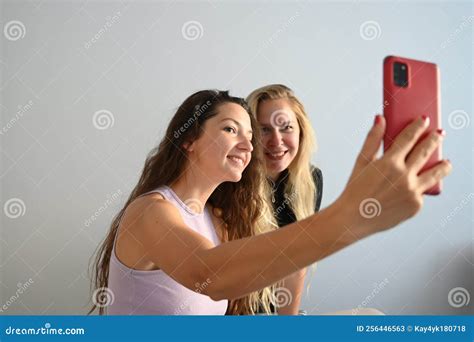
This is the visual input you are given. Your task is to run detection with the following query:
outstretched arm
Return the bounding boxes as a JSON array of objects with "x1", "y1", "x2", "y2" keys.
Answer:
[{"x1": 131, "y1": 115, "x2": 450, "y2": 301}]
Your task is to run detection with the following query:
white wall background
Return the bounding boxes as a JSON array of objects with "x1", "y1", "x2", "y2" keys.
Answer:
[{"x1": 1, "y1": 0, "x2": 472, "y2": 315}]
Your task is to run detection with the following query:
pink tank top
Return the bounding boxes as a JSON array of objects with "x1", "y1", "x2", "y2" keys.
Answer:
[{"x1": 107, "y1": 186, "x2": 228, "y2": 315}]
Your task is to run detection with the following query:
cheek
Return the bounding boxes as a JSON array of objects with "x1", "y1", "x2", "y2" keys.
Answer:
[
  {"x1": 261, "y1": 135, "x2": 271, "y2": 149},
  {"x1": 285, "y1": 133, "x2": 300, "y2": 153},
  {"x1": 209, "y1": 135, "x2": 232, "y2": 156},
  {"x1": 195, "y1": 138, "x2": 220, "y2": 161}
]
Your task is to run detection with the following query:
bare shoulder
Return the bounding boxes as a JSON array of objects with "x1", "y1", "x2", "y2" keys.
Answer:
[
  {"x1": 116, "y1": 192, "x2": 183, "y2": 270},
  {"x1": 121, "y1": 192, "x2": 181, "y2": 232}
]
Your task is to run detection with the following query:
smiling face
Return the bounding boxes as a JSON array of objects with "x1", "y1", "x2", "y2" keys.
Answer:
[
  {"x1": 185, "y1": 102, "x2": 254, "y2": 183},
  {"x1": 256, "y1": 98, "x2": 300, "y2": 180}
]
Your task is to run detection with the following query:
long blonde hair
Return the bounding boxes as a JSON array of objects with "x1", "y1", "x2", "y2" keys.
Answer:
[
  {"x1": 89, "y1": 90, "x2": 277, "y2": 315},
  {"x1": 247, "y1": 84, "x2": 317, "y2": 221}
]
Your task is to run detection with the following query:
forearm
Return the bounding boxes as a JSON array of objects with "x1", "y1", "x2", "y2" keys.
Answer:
[{"x1": 201, "y1": 199, "x2": 365, "y2": 301}]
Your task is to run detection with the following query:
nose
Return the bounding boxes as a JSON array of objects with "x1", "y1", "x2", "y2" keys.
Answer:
[
  {"x1": 238, "y1": 136, "x2": 253, "y2": 153},
  {"x1": 268, "y1": 130, "x2": 282, "y2": 147}
]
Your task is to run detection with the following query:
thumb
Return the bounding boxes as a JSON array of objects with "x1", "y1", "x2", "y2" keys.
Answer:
[
  {"x1": 348, "y1": 115, "x2": 386, "y2": 183},
  {"x1": 357, "y1": 114, "x2": 386, "y2": 165}
]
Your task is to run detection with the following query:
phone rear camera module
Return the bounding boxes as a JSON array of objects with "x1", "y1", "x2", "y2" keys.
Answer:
[{"x1": 393, "y1": 62, "x2": 408, "y2": 88}]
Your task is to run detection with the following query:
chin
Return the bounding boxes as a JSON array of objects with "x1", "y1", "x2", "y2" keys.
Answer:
[
  {"x1": 229, "y1": 174, "x2": 242, "y2": 182},
  {"x1": 224, "y1": 171, "x2": 242, "y2": 182},
  {"x1": 267, "y1": 163, "x2": 287, "y2": 175}
]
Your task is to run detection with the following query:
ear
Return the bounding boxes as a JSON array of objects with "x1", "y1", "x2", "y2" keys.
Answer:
[{"x1": 182, "y1": 141, "x2": 195, "y2": 152}]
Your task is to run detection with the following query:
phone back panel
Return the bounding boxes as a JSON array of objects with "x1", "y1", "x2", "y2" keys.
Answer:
[{"x1": 383, "y1": 55, "x2": 442, "y2": 195}]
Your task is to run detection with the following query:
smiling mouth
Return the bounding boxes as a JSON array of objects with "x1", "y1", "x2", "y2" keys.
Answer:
[
  {"x1": 265, "y1": 151, "x2": 288, "y2": 161},
  {"x1": 227, "y1": 155, "x2": 245, "y2": 167}
]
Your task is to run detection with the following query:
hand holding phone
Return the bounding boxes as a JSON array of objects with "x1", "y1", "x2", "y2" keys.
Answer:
[{"x1": 383, "y1": 55, "x2": 444, "y2": 195}]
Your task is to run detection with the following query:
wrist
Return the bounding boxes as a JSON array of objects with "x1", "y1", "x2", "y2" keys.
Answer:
[{"x1": 326, "y1": 194, "x2": 374, "y2": 242}]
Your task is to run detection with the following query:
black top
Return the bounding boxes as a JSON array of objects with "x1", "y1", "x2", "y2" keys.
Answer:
[{"x1": 269, "y1": 166, "x2": 323, "y2": 228}]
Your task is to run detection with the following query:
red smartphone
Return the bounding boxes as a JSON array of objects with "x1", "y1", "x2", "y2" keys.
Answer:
[{"x1": 383, "y1": 55, "x2": 442, "y2": 195}]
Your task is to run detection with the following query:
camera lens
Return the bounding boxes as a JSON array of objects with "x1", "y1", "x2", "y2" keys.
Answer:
[{"x1": 393, "y1": 62, "x2": 408, "y2": 87}]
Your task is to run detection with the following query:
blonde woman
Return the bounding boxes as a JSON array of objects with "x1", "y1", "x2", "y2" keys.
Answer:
[{"x1": 247, "y1": 84, "x2": 322, "y2": 315}]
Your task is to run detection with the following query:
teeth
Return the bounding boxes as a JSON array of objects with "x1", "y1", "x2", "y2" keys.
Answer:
[
  {"x1": 228, "y1": 156, "x2": 244, "y2": 166},
  {"x1": 269, "y1": 152, "x2": 285, "y2": 157}
]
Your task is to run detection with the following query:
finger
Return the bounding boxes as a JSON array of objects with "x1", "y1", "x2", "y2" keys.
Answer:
[
  {"x1": 417, "y1": 159, "x2": 452, "y2": 192},
  {"x1": 356, "y1": 115, "x2": 386, "y2": 167},
  {"x1": 385, "y1": 116, "x2": 430, "y2": 161},
  {"x1": 406, "y1": 129, "x2": 445, "y2": 173}
]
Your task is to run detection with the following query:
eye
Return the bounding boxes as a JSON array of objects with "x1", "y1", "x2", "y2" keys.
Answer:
[
  {"x1": 261, "y1": 127, "x2": 271, "y2": 134},
  {"x1": 223, "y1": 126, "x2": 237, "y2": 134},
  {"x1": 281, "y1": 125, "x2": 293, "y2": 131}
]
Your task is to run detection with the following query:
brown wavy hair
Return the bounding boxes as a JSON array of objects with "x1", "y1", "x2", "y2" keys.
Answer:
[{"x1": 88, "y1": 90, "x2": 277, "y2": 315}]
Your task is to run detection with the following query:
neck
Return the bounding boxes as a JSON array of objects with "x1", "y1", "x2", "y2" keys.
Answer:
[
  {"x1": 268, "y1": 171, "x2": 280, "y2": 182},
  {"x1": 169, "y1": 168, "x2": 219, "y2": 213},
  {"x1": 268, "y1": 169, "x2": 287, "y2": 183}
]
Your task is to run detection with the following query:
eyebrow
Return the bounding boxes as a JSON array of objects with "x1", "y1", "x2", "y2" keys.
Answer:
[
  {"x1": 220, "y1": 118, "x2": 253, "y2": 135},
  {"x1": 260, "y1": 120, "x2": 294, "y2": 127}
]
